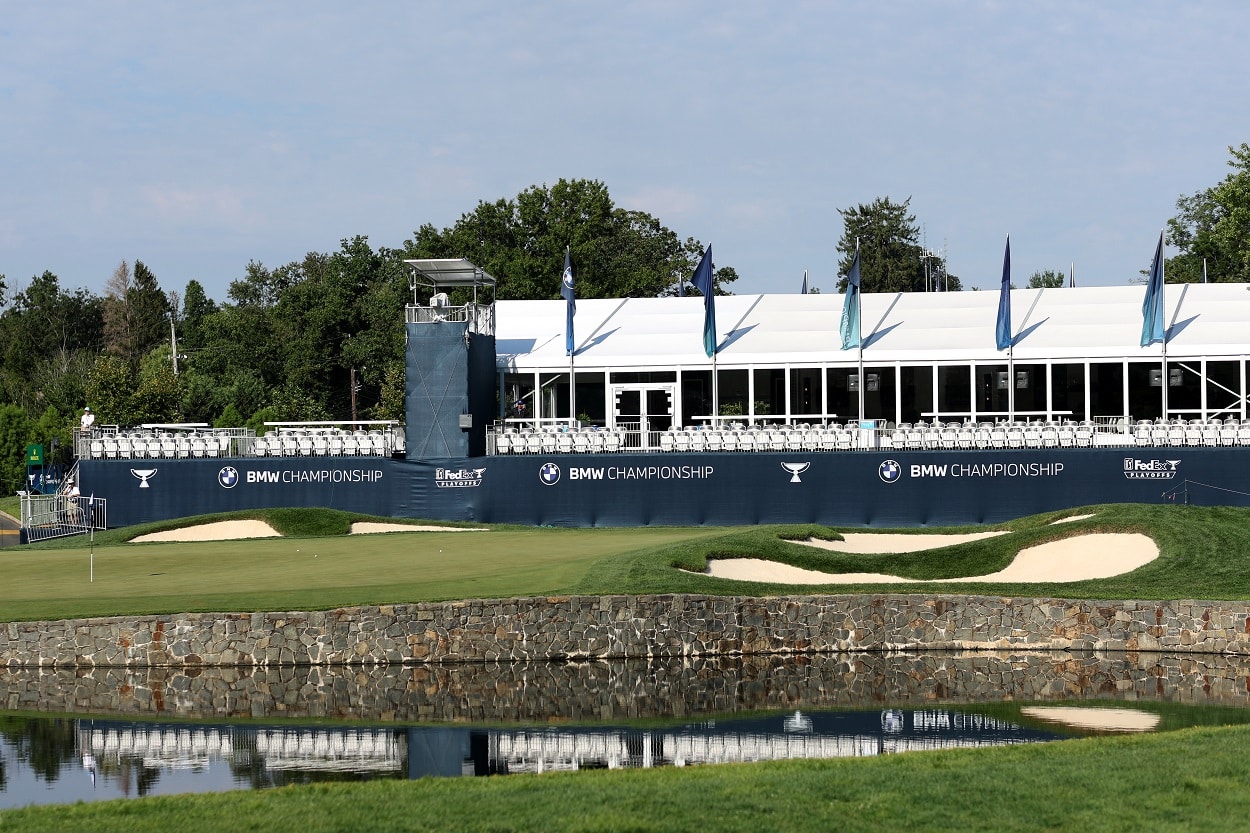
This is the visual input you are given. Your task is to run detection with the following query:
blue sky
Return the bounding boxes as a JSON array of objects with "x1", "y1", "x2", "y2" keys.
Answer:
[{"x1": 3, "y1": 1, "x2": 1248, "y2": 303}]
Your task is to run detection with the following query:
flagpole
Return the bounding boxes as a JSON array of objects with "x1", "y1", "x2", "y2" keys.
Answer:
[
  {"x1": 562, "y1": 246, "x2": 577, "y2": 429},
  {"x1": 1161, "y1": 231, "x2": 1168, "y2": 420},
  {"x1": 712, "y1": 246, "x2": 719, "y2": 425},
  {"x1": 856, "y1": 239, "x2": 864, "y2": 426}
]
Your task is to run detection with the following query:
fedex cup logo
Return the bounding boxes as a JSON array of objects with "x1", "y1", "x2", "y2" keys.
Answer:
[{"x1": 781, "y1": 462, "x2": 810, "y2": 483}]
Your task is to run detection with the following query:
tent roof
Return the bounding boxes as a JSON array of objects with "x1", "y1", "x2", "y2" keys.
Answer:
[
  {"x1": 494, "y1": 283, "x2": 1250, "y2": 370},
  {"x1": 404, "y1": 258, "x2": 497, "y2": 289}
]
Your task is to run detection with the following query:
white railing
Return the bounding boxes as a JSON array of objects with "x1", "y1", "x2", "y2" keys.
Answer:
[
  {"x1": 20, "y1": 492, "x2": 107, "y2": 542},
  {"x1": 486, "y1": 418, "x2": 1250, "y2": 455}
]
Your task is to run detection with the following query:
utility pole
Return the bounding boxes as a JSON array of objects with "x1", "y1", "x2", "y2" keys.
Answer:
[
  {"x1": 170, "y1": 314, "x2": 179, "y2": 375},
  {"x1": 350, "y1": 368, "x2": 359, "y2": 428}
]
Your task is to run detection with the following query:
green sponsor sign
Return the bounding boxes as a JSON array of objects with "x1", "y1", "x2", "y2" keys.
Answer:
[{"x1": 25, "y1": 444, "x2": 45, "y2": 465}]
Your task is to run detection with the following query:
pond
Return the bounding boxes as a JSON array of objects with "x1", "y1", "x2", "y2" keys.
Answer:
[{"x1": 4, "y1": 650, "x2": 1249, "y2": 809}]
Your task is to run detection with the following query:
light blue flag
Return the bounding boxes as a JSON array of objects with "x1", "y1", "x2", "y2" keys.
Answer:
[
  {"x1": 561, "y1": 248, "x2": 575, "y2": 355},
  {"x1": 995, "y1": 236, "x2": 1012, "y2": 350},
  {"x1": 1140, "y1": 232, "x2": 1165, "y2": 347},
  {"x1": 691, "y1": 245, "x2": 716, "y2": 357},
  {"x1": 839, "y1": 248, "x2": 861, "y2": 350}
]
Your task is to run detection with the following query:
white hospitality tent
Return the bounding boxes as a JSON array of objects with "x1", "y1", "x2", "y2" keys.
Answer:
[{"x1": 493, "y1": 283, "x2": 1250, "y2": 428}]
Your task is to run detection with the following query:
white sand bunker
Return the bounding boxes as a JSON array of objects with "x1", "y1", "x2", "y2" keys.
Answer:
[
  {"x1": 704, "y1": 533, "x2": 1158, "y2": 584},
  {"x1": 1020, "y1": 706, "x2": 1160, "y2": 733},
  {"x1": 349, "y1": 522, "x2": 486, "y2": 534},
  {"x1": 1050, "y1": 513, "x2": 1096, "y2": 525},
  {"x1": 132, "y1": 520, "x2": 281, "y2": 542}
]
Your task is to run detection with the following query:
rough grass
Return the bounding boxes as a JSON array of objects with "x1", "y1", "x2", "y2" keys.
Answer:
[{"x1": 5, "y1": 724, "x2": 1250, "y2": 832}]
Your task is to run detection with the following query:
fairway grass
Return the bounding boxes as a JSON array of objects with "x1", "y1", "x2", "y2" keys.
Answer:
[
  {"x1": 5, "y1": 724, "x2": 1250, "y2": 832},
  {"x1": 0, "y1": 522, "x2": 725, "y2": 622},
  {"x1": 6, "y1": 502, "x2": 1250, "y2": 622}
]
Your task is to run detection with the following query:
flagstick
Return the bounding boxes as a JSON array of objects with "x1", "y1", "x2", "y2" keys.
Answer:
[
  {"x1": 569, "y1": 349, "x2": 576, "y2": 429},
  {"x1": 857, "y1": 242, "x2": 865, "y2": 427}
]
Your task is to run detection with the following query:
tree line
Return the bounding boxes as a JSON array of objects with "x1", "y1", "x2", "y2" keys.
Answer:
[{"x1": 2, "y1": 146, "x2": 1248, "y2": 494}]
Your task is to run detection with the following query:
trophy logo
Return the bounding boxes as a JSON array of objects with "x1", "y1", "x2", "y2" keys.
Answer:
[
  {"x1": 781, "y1": 462, "x2": 811, "y2": 483},
  {"x1": 130, "y1": 468, "x2": 158, "y2": 488}
]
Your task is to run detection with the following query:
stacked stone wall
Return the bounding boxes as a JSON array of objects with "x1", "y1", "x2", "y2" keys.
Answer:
[{"x1": 5, "y1": 594, "x2": 1250, "y2": 669}]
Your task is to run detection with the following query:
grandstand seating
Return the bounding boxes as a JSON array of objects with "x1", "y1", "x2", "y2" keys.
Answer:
[
  {"x1": 482, "y1": 416, "x2": 1250, "y2": 455},
  {"x1": 81, "y1": 417, "x2": 1250, "y2": 460}
]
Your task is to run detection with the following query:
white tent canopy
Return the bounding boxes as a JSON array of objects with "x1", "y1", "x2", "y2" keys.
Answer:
[{"x1": 495, "y1": 283, "x2": 1250, "y2": 371}]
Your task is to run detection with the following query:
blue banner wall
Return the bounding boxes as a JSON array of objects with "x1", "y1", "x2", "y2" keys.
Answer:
[
  {"x1": 401, "y1": 447, "x2": 1250, "y2": 527},
  {"x1": 80, "y1": 448, "x2": 1250, "y2": 529},
  {"x1": 79, "y1": 458, "x2": 401, "y2": 528}
]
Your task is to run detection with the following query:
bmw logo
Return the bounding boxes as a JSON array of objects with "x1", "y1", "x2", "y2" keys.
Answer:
[
  {"x1": 539, "y1": 462, "x2": 561, "y2": 485},
  {"x1": 218, "y1": 466, "x2": 240, "y2": 489},
  {"x1": 878, "y1": 459, "x2": 902, "y2": 484}
]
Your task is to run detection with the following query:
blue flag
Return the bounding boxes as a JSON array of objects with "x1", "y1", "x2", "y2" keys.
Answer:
[
  {"x1": 561, "y1": 248, "x2": 576, "y2": 355},
  {"x1": 1141, "y1": 231, "x2": 1165, "y2": 347},
  {"x1": 691, "y1": 245, "x2": 716, "y2": 357},
  {"x1": 839, "y1": 248, "x2": 861, "y2": 350},
  {"x1": 995, "y1": 236, "x2": 1012, "y2": 351}
]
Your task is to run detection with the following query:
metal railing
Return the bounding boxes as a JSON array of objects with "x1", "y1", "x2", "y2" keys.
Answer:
[{"x1": 20, "y1": 491, "x2": 107, "y2": 543}]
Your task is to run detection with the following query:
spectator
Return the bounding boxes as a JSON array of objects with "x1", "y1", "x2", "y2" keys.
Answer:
[
  {"x1": 80, "y1": 406, "x2": 95, "y2": 431},
  {"x1": 66, "y1": 479, "x2": 83, "y2": 524}
]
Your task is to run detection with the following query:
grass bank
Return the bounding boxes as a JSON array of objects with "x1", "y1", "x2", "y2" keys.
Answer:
[
  {"x1": 5, "y1": 723, "x2": 1250, "y2": 832},
  {"x1": 4, "y1": 503, "x2": 1250, "y2": 622}
]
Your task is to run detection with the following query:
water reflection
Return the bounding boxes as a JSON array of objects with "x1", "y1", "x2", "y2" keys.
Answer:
[
  {"x1": 3, "y1": 707, "x2": 1064, "y2": 808},
  {"x1": 3, "y1": 649, "x2": 1249, "y2": 809}
]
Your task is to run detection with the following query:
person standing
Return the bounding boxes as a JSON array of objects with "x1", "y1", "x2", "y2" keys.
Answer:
[{"x1": 80, "y1": 406, "x2": 96, "y2": 431}]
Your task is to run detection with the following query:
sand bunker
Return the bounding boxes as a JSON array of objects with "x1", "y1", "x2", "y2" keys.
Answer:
[
  {"x1": 1020, "y1": 706, "x2": 1160, "y2": 733},
  {"x1": 349, "y1": 522, "x2": 486, "y2": 534},
  {"x1": 132, "y1": 520, "x2": 281, "y2": 542},
  {"x1": 1050, "y1": 513, "x2": 1096, "y2": 525},
  {"x1": 703, "y1": 533, "x2": 1158, "y2": 584},
  {"x1": 133, "y1": 520, "x2": 487, "y2": 542}
]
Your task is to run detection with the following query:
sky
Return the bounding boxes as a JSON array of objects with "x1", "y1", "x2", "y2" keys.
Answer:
[{"x1": 3, "y1": 1, "x2": 1249, "y2": 304}]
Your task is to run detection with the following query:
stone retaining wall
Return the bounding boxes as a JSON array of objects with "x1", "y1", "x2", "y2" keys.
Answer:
[{"x1": 5, "y1": 594, "x2": 1250, "y2": 668}]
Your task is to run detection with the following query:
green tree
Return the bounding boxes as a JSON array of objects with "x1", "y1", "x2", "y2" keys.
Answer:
[
  {"x1": 0, "y1": 272, "x2": 104, "y2": 416},
  {"x1": 836, "y1": 197, "x2": 962, "y2": 292},
  {"x1": 130, "y1": 346, "x2": 184, "y2": 424},
  {"x1": 405, "y1": 179, "x2": 737, "y2": 301},
  {"x1": 374, "y1": 360, "x2": 406, "y2": 421},
  {"x1": 102, "y1": 260, "x2": 170, "y2": 362},
  {"x1": 84, "y1": 354, "x2": 135, "y2": 426},
  {"x1": 0, "y1": 404, "x2": 33, "y2": 495},
  {"x1": 1167, "y1": 143, "x2": 1250, "y2": 283},
  {"x1": 1028, "y1": 269, "x2": 1067, "y2": 289},
  {"x1": 179, "y1": 278, "x2": 217, "y2": 351},
  {"x1": 214, "y1": 402, "x2": 244, "y2": 428}
]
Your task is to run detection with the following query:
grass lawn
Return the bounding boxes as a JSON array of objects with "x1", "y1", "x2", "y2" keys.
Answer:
[
  {"x1": 0, "y1": 511, "x2": 725, "y2": 622},
  {"x1": 5, "y1": 502, "x2": 1250, "y2": 622},
  {"x1": 5, "y1": 724, "x2": 1250, "y2": 832},
  {"x1": 5, "y1": 503, "x2": 1250, "y2": 829}
]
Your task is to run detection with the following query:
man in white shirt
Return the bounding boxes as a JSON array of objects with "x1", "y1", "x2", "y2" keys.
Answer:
[{"x1": 80, "y1": 406, "x2": 95, "y2": 431}]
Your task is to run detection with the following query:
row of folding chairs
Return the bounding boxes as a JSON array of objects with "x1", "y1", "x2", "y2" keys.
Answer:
[
  {"x1": 1130, "y1": 420, "x2": 1250, "y2": 447},
  {"x1": 253, "y1": 430, "x2": 391, "y2": 457},
  {"x1": 659, "y1": 426, "x2": 865, "y2": 452},
  {"x1": 881, "y1": 423, "x2": 1096, "y2": 450},
  {"x1": 89, "y1": 433, "x2": 230, "y2": 459},
  {"x1": 496, "y1": 428, "x2": 625, "y2": 454}
]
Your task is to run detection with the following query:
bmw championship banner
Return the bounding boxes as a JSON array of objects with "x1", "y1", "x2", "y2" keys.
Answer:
[{"x1": 81, "y1": 446, "x2": 1248, "y2": 529}]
